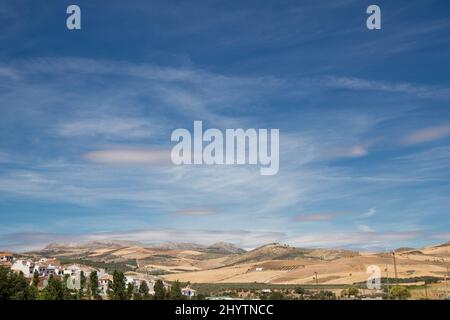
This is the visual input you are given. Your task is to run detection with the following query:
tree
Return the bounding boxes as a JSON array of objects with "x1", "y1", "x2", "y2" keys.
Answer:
[
  {"x1": 390, "y1": 286, "x2": 411, "y2": 300},
  {"x1": 109, "y1": 271, "x2": 127, "y2": 300},
  {"x1": 88, "y1": 271, "x2": 100, "y2": 300},
  {"x1": 153, "y1": 279, "x2": 166, "y2": 300},
  {"x1": 126, "y1": 282, "x2": 135, "y2": 300},
  {"x1": 269, "y1": 291, "x2": 285, "y2": 300},
  {"x1": 169, "y1": 281, "x2": 183, "y2": 300},
  {"x1": 195, "y1": 294, "x2": 206, "y2": 300},
  {"x1": 312, "y1": 290, "x2": 336, "y2": 300},
  {"x1": 42, "y1": 275, "x2": 65, "y2": 300},
  {"x1": 139, "y1": 281, "x2": 150, "y2": 300},
  {"x1": 0, "y1": 267, "x2": 36, "y2": 300},
  {"x1": 62, "y1": 274, "x2": 75, "y2": 300},
  {"x1": 77, "y1": 271, "x2": 86, "y2": 300},
  {"x1": 345, "y1": 286, "x2": 359, "y2": 297},
  {"x1": 295, "y1": 287, "x2": 305, "y2": 295},
  {"x1": 133, "y1": 291, "x2": 142, "y2": 300},
  {"x1": 32, "y1": 270, "x2": 40, "y2": 287}
]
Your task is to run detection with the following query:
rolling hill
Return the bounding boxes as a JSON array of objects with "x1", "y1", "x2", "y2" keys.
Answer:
[{"x1": 17, "y1": 240, "x2": 450, "y2": 285}]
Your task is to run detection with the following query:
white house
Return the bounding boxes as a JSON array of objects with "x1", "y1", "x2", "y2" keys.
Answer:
[
  {"x1": 11, "y1": 259, "x2": 34, "y2": 277},
  {"x1": 125, "y1": 276, "x2": 155, "y2": 295},
  {"x1": 63, "y1": 264, "x2": 81, "y2": 276},
  {"x1": 99, "y1": 274, "x2": 113, "y2": 295},
  {"x1": 0, "y1": 252, "x2": 13, "y2": 262},
  {"x1": 181, "y1": 286, "x2": 196, "y2": 298}
]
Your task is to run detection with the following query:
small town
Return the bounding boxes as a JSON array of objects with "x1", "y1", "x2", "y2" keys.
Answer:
[{"x1": 0, "y1": 251, "x2": 196, "y2": 300}]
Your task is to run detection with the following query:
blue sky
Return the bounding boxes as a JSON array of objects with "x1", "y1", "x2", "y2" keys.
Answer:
[{"x1": 0, "y1": 0, "x2": 449, "y2": 251}]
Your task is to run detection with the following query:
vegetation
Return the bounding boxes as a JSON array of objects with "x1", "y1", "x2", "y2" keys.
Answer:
[
  {"x1": 153, "y1": 279, "x2": 166, "y2": 300},
  {"x1": 59, "y1": 258, "x2": 137, "y2": 273},
  {"x1": 341, "y1": 286, "x2": 359, "y2": 297},
  {"x1": 42, "y1": 275, "x2": 66, "y2": 300},
  {"x1": 0, "y1": 267, "x2": 37, "y2": 300},
  {"x1": 0, "y1": 265, "x2": 425, "y2": 301},
  {"x1": 139, "y1": 281, "x2": 151, "y2": 300},
  {"x1": 108, "y1": 270, "x2": 127, "y2": 300},
  {"x1": 389, "y1": 286, "x2": 411, "y2": 300},
  {"x1": 88, "y1": 271, "x2": 100, "y2": 300}
]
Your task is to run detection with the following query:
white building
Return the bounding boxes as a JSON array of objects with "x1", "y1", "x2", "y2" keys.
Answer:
[
  {"x1": 11, "y1": 259, "x2": 34, "y2": 277},
  {"x1": 125, "y1": 276, "x2": 155, "y2": 295},
  {"x1": 99, "y1": 274, "x2": 113, "y2": 295},
  {"x1": 63, "y1": 264, "x2": 81, "y2": 276},
  {"x1": 181, "y1": 286, "x2": 196, "y2": 298},
  {"x1": 0, "y1": 252, "x2": 13, "y2": 262}
]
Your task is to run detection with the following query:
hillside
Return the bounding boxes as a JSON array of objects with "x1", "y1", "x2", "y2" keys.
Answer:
[{"x1": 16, "y1": 240, "x2": 450, "y2": 285}]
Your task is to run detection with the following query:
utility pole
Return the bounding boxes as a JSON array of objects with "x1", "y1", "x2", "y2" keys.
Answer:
[
  {"x1": 314, "y1": 272, "x2": 319, "y2": 293},
  {"x1": 444, "y1": 259, "x2": 449, "y2": 299},
  {"x1": 392, "y1": 251, "x2": 399, "y2": 283},
  {"x1": 385, "y1": 264, "x2": 390, "y2": 300}
]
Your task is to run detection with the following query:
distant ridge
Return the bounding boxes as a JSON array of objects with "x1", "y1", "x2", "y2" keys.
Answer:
[{"x1": 206, "y1": 242, "x2": 246, "y2": 254}]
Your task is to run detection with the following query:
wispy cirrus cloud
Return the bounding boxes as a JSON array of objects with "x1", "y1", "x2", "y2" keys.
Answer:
[
  {"x1": 401, "y1": 123, "x2": 450, "y2": 145},
  {"x1": 0, "y1": 56, "x2": 448, "y2": 251},
  {"x1": 323, "y1": 76, "x2": 450, "y2": 99},
  {"x1": 83, "y1": 148, "x2": 172, "y2": 166},
  {"x1": 359, "y1": 207, "x2": 376, "y2": 219},
  {"x1": 175, "y1": 208, "x2": 218, "y2": 216},
  {"x1": 287, "y1": 230, "x2": 422, "y2": 249},
  {"x1": 58, "y1": 117, "x2": 165, "y2": 140},
  {"x1": 292, "y1": 213, "x2": 337, "y2": 222},
  {"x1": 321, "y1": 145, "x2": 368, "y2": 159},
  {"x1": 357, "y1": 224, "x2": 375, "y2": 233}
]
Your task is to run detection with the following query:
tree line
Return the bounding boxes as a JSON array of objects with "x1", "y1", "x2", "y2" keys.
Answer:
[{"x1": 0, "y1": 266, "x2": 187, "y2": 300}]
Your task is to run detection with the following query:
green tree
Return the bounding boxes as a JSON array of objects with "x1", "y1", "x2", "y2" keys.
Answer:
[
  {"x1": 347, "y1": 286, "x2": 359, "y2": 297},
  {"x1": 75, "y1": 271, "x2": 86, "y2": 300},
  {"x1": 32, "y1": 270, "x2": 40, "y2": 287},
  {"x1": 133, "y1": 291, "x2": 142, "y2": 300},
  {"x1": 269, "y1": 291, "x2": 285, "y2": 300},
  {"x1": 126, "y1": 282, "x2": 135, "y2": 300},
  {"x1": 109, "y1": 270, "x2": 127, "y2": 300},
  {"x1": 169, "y1": 281, "x2": 183, "y2": 300},
  {"x1": 139, "y1": 281, "x2": 150, "y2": 300},
  {"x1": 295, "y1": 287, "x2": 305, "y2": 295},
  {"x1": 88, "y1": 271, "x2": 100, "y2": 300},
  {"x1": 42, "y1": 275, "x2": 65, "y2": 300},
  {"x1": 0, "y1": 267, "x2": 37, "y2": 300},
  {"x1": 195, "y1": 294, "x2": 206, "y2": 300},
  {"x1": 312, "y1": 290, "x2": 336, "y2": 300},
  {"x1": 390, "y1": 286, "x2": 411, "y2": 300},
  {"x1": 153, "y1": 279, "x2": 166, "y2": 300}
]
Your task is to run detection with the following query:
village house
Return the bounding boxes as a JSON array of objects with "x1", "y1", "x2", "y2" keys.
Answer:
[
  {"x1": 11, "y1": 259, "x2": 34, "y2": 277},
  {"x1": 33, "y1": 262, "x2": 64, "y2": 277},
  {"x1": 124, "y1": 273, "x2": 156, "y2": 295},
  {"x1": 181, "y1": 286, "x2": 196, "y2": 298},
  {"x1": 63, "y1": 264, "x2": 82, "y2": 276},
  {"x1": 99, "y1": 274, "x2": 113, "y2": 295},
  {"x1": 0, "y1": 251, "x2": 14, "y2": 262}
]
